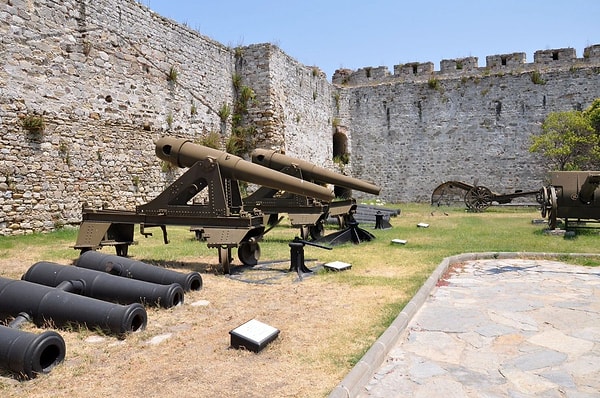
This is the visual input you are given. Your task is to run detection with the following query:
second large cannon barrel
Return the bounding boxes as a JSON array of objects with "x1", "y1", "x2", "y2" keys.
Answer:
[
  {"x1": 22, "y1": 262, "x2": 184, "y2": 308},
  {"x1": 0, "y1": 277, "x2": 147, "y2": 335},
  {"x1": 0, "y1": 325, "x2": 65, "y2": 379},
  {"x1": 155, "y1": 137, "x2": 335, "y2": 202},
  {"x1": 251, "y1": 149, "x2": 381, "y2": 196},
  {"x1": 76, "y1": 250, "x2": 202, "y2": 292}
]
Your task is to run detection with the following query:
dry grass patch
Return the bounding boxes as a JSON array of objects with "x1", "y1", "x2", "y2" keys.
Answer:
[{"x1": 1, "y1": 270, "x2": 401, "y2": 397}]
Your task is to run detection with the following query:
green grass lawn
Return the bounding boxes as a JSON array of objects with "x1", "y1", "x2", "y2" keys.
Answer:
[{"x1": 2, "y1": 203, "x2": 599, "y2": 273}]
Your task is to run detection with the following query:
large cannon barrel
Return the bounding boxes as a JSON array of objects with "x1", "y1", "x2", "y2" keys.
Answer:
[
  {"x1": 251, "y1": 149, "x2": 381, "y2": 196},
  {"x1": 155, "y1": 137, "x2": 335, "y2": 202},
  {"x1": 76, "y1": 251, "x2": 202, "y2": 292},
  {"x1": 0, "y1": 277, "x2": 147, "y2": 335},
  {"x1": 0, "y1": 325, "x2": 65, "y2": 379},
  {"x1": 22, "y1": 262, "x2": 184, "y2": 308},
  {"x1": 578, "y1": 173, "x2": 600, "y2": 204}
]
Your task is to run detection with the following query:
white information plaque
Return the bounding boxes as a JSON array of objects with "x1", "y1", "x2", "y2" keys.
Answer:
[
  {"x1": 324, "y1": 261, "x2": 352, "y2": 271},
  {"x1": 229, "y1": 319, "x2": 280, "y2": 352}
]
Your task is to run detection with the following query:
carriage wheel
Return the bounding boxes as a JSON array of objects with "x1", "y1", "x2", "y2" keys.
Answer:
[
  {"x1": 238, "y1": 241, "x2": 260, "y2": 266},
  {"x1": 219, "y1": 246, "x2": 232, "y2": 274},
  {"x1": 300, "y1": 226, "x2": 310, "y2": 240},
  {"x1": 464, "y1": 186, "x2": 493, "y2": 212},
  {"x1": 547, "y1": 186, "x2": 558, "y2": 229},
  {"x1": 308, "y1": 222, "x2": 325, "y2": 240},
  {"x1": 115, "y1": 244, "x2": 129, "y2": 257},
  {"x1": 539, "y1": 187, "x2": 549, "y2": 218}
]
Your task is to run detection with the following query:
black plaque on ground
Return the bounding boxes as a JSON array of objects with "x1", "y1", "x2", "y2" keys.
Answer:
[{"x1": 229, "y1": 319, "x2": 280, "y2": 353}]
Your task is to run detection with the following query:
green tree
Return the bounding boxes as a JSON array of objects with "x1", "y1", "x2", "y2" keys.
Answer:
[
  {"x1": 529, "y1": 110, "x2": 596, "y2": 170},
  {"x1": 583, "y1": 98, "x2": 600, "y2": 133}
]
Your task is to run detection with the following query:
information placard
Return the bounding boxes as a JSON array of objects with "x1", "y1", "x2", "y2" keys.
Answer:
[{"x1": 229, "y1": 319, "x2": 280, "y2": 352}]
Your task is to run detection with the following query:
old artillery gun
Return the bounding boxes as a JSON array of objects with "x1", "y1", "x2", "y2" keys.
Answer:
[
  {"x1": 0, "y1": 277, "x2": 147, "y2": 335},
  {"x1": 76, "y1": 250, "x2": 203, "y2": 292},
  {"x1": 539, "y1": 171, "x2": 600, "y2": 229},
  {"x1": 74, "y1": 137, "x2": 333, "y2": 274},
  {"x1": 22, "y1": 261, "x2": 186, "y2": 309},
  {"x1": 431, "y1": 180, "x2": 540, "y2": 212},
  {"x1": 246, "y1": 149, "x2": 381, "y2": 240}
]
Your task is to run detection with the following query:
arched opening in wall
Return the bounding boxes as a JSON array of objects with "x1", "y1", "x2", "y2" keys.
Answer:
[{"x1": 332, "y1": 129, "x2": 351, "y2": 199}]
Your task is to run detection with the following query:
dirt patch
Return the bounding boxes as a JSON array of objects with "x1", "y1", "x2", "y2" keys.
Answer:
[
  {"x1": 0, "y1": 251, "x2": 401, "y2": 397},
  {"x1": 436, "y1": 261, "x2": 467, "y2": 287}
]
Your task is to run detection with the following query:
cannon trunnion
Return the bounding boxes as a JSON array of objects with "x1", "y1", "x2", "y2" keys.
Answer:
[{"x1": 540, "y1": 171, "x2": 600, "y2": 229}]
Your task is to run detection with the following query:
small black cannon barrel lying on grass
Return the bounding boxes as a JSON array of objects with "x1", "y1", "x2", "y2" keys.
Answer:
[
  {"x1": 76, "y1": 251, "x2": 202, "y2": 292},
  {"x1": 0, "y1": 324, "x2": 65, "y2": 379},
  {"x1": 0, "y1": 277, "x2": 147, "y2": 335},
  {"x1": 23, "y1": 262, "x2": 184, "y2": 308}
]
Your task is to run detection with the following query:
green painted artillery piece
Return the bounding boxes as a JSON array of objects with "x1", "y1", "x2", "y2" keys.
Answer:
[
  {"x1": 75, "y1": 137, "x2": 333, "y2": 273},
  {"x1": 539, "y1": 171, "x2": 600, "y2": 229}
]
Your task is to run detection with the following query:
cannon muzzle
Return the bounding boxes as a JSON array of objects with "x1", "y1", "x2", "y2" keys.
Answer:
[
  {"x1": 23, "y1": 262, "x2": 185, "y2": 308},
  {"x1": 0, "y1": 277, "x2": 147, "y2": 335},
  {"x1": 0, "y1": 326, "x2": 66, "y2": 379},
  {"x1": 76, "y1": 251, "x2": 202, "y2": 292},
  {"x1": 251, "y1": 149, "x2": 381, "y2": 196},
  {"x1": 155, "y1": 137, "x2": 334, "y2": 202}
]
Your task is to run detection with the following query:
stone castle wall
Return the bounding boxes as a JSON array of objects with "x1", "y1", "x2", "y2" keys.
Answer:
[
  {"x1": 0, "y1": 0, "x2": 599, "y2": 235},
  {"x1": 0, "y1": 0, "x2": 332, "y2": 235},
  {"x1": 238, "y1": 44, "x2": 335, "y2": 166},
  {"x1": 333, "y1": 46, "x2": 600, "y2": 202}
]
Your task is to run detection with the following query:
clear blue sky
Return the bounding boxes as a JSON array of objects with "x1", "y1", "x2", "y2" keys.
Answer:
[{"x1": 142, "y1": 0, "x2": 599, "y2": 79}]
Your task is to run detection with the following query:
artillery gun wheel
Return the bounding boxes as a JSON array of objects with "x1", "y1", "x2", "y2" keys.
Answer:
[
  {"x1": 238, "y1": 241, "x2": 260, "y2": 267},
  {"x1": 464, "y1": 186, "x2": 493, "y2": 212},
  {"x1": 219, "y1": 247, "x2": 233, "y2": 274},
  {"x1": 547, "y1": 186, "x2": 558, "y2": 229},
  {"x1": 308, "y1": 222, "x2": 325, "y2": 240},
  {"x1": 115, "y1": 244, "x2": 129, "y2": 257},
  {"x1": 539, "y1": 187, "x2": 551, "y2": 218},
  {"x1": 300, "y1": 226, "x2": 310, "y2": 241},
  {"x1": 336, "y1": 214, "x2": 349, "y2": 229}
]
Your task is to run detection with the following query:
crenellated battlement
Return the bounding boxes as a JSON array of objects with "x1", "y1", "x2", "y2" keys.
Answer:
[{"x1": 332, "y1": 44, "x2": 600, "y2": 86}]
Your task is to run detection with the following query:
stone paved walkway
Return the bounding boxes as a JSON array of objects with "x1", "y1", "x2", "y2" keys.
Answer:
[{"x1": 354, "y1": 259, "x2": 600, "y2": 398}]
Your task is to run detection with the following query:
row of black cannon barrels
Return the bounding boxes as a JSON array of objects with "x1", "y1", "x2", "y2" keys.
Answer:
[{"x1": 0, "y1": 251, "x2": 202, "y2": 380}]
